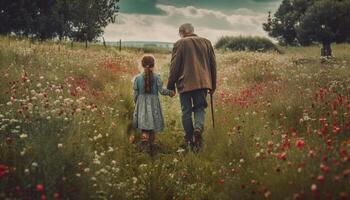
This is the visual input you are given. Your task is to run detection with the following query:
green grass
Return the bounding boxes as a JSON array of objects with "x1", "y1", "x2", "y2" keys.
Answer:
[{"x1": 0, "y1": 36, "x2": 349, "y2": 199}]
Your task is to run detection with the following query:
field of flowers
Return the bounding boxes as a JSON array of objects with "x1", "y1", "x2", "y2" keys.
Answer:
[{"x1": 0, "y1": 36, "x2": 349, "y2": 200}]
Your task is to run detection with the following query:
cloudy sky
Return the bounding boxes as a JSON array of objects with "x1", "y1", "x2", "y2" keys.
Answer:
[{"x1": 103, "y1": 0, "x2": 282, "y2": 43}]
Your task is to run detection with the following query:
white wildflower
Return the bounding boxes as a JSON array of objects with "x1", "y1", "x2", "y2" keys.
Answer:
[
  {"x1": 176, "y1": 148, "x2": 185, "y2": 153},
  {"x1": 132, "y1": 177, "x2": 138, "y2": 184},
  {"x1": 108, "y1": 147, "x2": 114, "y2": 152},
  {"x1": 32, "y1": 162, "x2": 38, "y2": 168},
  {"x1": 19, "y1": 133, "x2": 28, "y2": 139}
]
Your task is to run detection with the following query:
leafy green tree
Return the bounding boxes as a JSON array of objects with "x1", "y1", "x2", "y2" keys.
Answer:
[
  {"x1": 0, "y1": 0, "x2": 38, "y2": 37},
  {"x1": 0, "y1": 0, "x2": 119, "y2": 42},
  {"x1": 263, "y1": 0, "x2": 315, "y2": 46},
  {"x1": 264, "y1": 0, "x2": 297, "y2": 45},
  {"x1": 67, "y1": 0, "x2": 119, "y2": 44},
  {"x1": 296, "y1": 0, "x2": 350, "y2": 56},
  {"x1": 0, "y1": 0, "x2": 11, "y2": 34},
  {"x1": 32, "y1": 0, "x2": 61, "y2": 40},
  {"x1": 264, "y1": 0, "x2": 350, "y2": 56},
  {"x1": 55, "y1": 0, "x2": 74, "y2": 40}
]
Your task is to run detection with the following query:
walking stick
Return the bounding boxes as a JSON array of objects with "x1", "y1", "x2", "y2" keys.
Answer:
[{"x1": 210, "y1": 93, "x2": 215, "y2": 128}]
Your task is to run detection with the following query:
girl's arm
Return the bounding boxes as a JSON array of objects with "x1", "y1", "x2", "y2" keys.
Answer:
[
  {"x1": 156, "y1": 74, "x2": 174, "y2": 96},
  {"x1": 133, "y1": 78, "x2": 139, "y2": 103}
]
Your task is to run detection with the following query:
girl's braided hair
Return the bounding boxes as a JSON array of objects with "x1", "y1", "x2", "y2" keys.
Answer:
[{"x1": 142, "y1": 55, "x2": 155, "y2": 94}]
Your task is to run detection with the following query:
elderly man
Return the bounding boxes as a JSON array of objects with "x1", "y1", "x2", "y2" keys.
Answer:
[{"x1": 167, "y1": 23, "x2": 217, "y2": 150}]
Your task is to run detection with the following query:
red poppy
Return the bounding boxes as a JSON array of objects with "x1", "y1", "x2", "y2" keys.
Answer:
[
  {"x1": 311, "y1": 184, "x2": 318, "y2": 193},
  {"x1": 36, "y1": 184, "x2": 45, "y2": 193},
  {"x1": 322, "y1": 156, "x2": 328, "y2": 162},
  {"x1": 53, "y1": 192, "x2": 60, "y2": 200},
  {"x1": 0, "y1": 164, "x2": 9, "y2": 179},
  {"x1": 277, "y1": 152, "x2": 287, "y2": 161},
  {"x1": 295, "y1": 139, "x2": 305, "y2": 149},
  {"x1": 332, "y1": 125, "x2": 341, "y2": 134},
  {"x1": 317, "y1": 175, "x2": 325, "y2": 184},
  {"x1": 320, "y1": 164, "x2": 330, "y2": 174},
  {"x1": 339, "y1": 192, "x2": 348, "y2": 200}
]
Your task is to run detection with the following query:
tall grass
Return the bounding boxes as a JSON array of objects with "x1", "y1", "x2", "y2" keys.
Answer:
[{"x1": 0, "y1": 36, "x2": 349, "y2": 199}]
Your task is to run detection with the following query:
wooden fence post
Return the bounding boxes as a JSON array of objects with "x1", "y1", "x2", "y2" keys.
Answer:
[
  {"x1": 103, "y1": 37, "x2": 107, "y2": 48},
  {"x1": 85, "y1": 33, "x2": 88, "y2": 49}
]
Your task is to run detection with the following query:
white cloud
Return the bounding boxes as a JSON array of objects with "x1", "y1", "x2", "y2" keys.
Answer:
[{"x1": 103, "y1": 4, "x2": 270, "y2": 43}]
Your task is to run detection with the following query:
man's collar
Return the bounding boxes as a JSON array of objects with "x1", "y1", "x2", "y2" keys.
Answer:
[{"x1": 183, "y1": 33, "x2": 198, "y2": 38}]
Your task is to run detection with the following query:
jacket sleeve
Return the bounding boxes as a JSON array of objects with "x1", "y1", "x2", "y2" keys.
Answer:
[
  {"x1": 133, "y1": 77, "x2": 139, "y2": 103},
  {"x1": 167, "y1": 41, "x2": 183, "y2": 91},
  {"x1": 156, "y1": 75, "x2": 173, "y2": 96},
  {"x1": 209, "y1": 42, "x2": 217, "y2": 91}
]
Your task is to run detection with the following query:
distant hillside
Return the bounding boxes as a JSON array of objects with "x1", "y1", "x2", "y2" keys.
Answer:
[{"x1": 106, "y1": 41, "x2": 174, "y2": 49}]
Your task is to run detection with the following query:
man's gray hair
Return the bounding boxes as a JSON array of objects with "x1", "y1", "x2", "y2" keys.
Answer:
[{"x1": 179, "y1": 23, "x2": 194, "y2": 34}]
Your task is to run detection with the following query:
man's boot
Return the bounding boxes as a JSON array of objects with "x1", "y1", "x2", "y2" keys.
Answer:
[{"x1": 193, "y1": 128, "x2": 202, "y2": 150}]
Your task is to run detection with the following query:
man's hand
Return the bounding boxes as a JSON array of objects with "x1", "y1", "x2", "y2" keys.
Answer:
[
  {"x1": 209, "y1": 89, "x2": 216, "y2": 95},
  {"x1": 170, "y1": 90, "x2": 176, "y2": 97}
]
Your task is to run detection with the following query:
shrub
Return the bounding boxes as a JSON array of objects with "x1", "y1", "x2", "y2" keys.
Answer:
[{"x1": 215, "y1": 36, "x2": 280, "y2": 53}]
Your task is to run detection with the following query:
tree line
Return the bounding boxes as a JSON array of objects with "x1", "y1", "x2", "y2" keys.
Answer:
[
  {"x1": 0, "y1": 0, "x2": 119, "y2": 42},
  {"x1": 263, "y1": 0, "x2": 350, "y2": 56}
]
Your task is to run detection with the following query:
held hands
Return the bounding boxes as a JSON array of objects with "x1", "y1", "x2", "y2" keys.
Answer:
[{"x1": 170, "y1": 90, "x2": 176, "y2": 97}]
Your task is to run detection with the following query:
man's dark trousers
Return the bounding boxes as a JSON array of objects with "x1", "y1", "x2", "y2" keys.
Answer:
[{"x1": 179, "y1": 89, "x2": 208, "y2": 144}]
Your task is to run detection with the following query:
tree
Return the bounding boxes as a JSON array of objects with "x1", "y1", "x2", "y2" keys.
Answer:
[
  {"x1": 263, "y1": 0, "x2": 296, "y2": 45},
  {"x1": 55, "y1": 0, "x2": 75, "y2": 40},
  {"x1": 296, "y1": 0, "x2": 350, "y2": 57},
  {"x1": 0, "y1": 0, "x2": 11, "y2": 34},
  {"x1": 264, "y1": 0, "x2": 298, "y2": 45},
  {"x1": 66, "y1": 0, "x2": 119, "y2": 44},
  {"x1": 0, "y1": 0, "x2": 38, "y2": 37},
  {"x1": 264, "y1": 0, "x2": 350, "y2": 56},
  {"x1": 32, "y1": 0, "x2": 62, "y2": 40},
  {"x1": 0, "y1": 0, "x2": 119, "y2": 42},
  {"x1": 263, "y1": 0, "x2": 316, "y2": 46}
]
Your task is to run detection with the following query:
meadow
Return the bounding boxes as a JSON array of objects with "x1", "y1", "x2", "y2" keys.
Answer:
[{"x1": 0, "y1": 36, "x2": 349, "y2": 200}]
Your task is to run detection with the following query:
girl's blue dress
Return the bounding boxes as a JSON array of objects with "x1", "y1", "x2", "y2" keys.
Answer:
[{"x1": 132, "y1": 73, "x2": 173, "y2": 132}]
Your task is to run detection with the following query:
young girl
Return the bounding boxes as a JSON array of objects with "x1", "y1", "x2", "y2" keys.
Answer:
[{"x1": 132, "y1": 55, "x2": 174, "y2": 151}]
